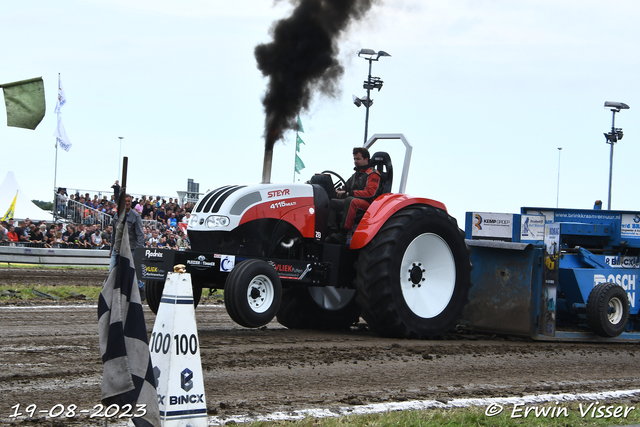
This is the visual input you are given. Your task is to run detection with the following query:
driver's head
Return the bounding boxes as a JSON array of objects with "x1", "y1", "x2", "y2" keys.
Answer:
[{"x1": 352, "y1": 147, "x2": 370, "y2": 168}]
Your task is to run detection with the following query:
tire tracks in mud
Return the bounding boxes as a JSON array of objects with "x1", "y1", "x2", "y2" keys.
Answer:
[{"x1": 2, "y1": 304, "x2": 640, "y2": 425}]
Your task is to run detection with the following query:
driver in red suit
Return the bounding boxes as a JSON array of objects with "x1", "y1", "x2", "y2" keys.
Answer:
[{"x1": 328, "y1": 147, "x2": 382, "y2": 244}]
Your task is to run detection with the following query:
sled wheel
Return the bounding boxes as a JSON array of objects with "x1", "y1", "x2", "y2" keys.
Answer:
[
  {"x1": 145, "y1": 280, "x2": 202, "y2": 315},
  {"x1": 277, "y1": 286, "x2": 360, "y2": 330},
  {"x1": 355, "y1": 205, "x2": 472, "y2": 339},
  {"x1": 586, "y1": 282, "x2": 630, "y2": 337},
  {"x1": 224, "y1": 259, "x2": 282, "y2": 328}
]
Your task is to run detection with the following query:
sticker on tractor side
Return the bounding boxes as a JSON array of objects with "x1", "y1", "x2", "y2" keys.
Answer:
[
  {"x1": 144, "y1": 249, "x2": 164, "y2": 258},
  {"x1": 141, "y1": 264, "x2": 167, "y2": 280},
  {"x1": 186, "y1": 255, "x2": 216, "y2": 271},
  {"x1": 267, "y1": 261, "x2": 311, "y2": 280},
  {"x1": 220, "y1": 255, "x2": 235, "y2": 272},
  {"x1": 270, "y1": 201, "x2": 296, "y2": 209}
]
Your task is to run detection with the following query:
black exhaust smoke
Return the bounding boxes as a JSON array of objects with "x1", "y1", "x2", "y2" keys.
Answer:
[{"x1": 256, "y1": 0, "x2": 376, "y2": 183}]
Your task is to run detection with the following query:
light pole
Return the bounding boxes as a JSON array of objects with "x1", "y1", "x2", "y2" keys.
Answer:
[
  {"x1": 603, "y1": 101, "x2": 629, "y2": 210},
  {"x1": 556, "y1": 147, "x2": 562, "y2": 208},
  {"x1": 118, "y1": 136, "x2": 124, "y2": 180},
  {"x1": 353, "y1": 49, "x2": 391, "y2": 144}
]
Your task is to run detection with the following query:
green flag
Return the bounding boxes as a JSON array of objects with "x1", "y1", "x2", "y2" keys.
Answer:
[
  {"x1": 294, "y1": 116, "x2": 305, "y2": 177},
  {"x1": 296, "y1": 134, "x2": 305, "y2": 152},
  {"x1": 294, "y1": 154, "x2": 305, "y2": 174},
  {"x1": 1, "y1": 77, "x2": 46, "y2": 130}
]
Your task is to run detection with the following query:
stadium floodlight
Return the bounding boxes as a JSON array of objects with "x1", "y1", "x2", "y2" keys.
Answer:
[
  {"x1": 603, "y1": 101, "x2": 630, "y2": 209},
  {"x1": 353, "y1": 95, "x2": 372, "y2": 108},
  {"x1": 355, "y1": 49, "x2": 391, "y2": 144},
  {"x1": 604, "y1": 101, "x2": 630, "y2": 112}
]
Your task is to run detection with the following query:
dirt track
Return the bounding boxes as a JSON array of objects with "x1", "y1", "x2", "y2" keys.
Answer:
[
  {"x1": 2, "y1": 291, "x2": 640, "y2": 426},
  {"x1": 1, "y1": 267, "x2": 108, "y2": 287}
]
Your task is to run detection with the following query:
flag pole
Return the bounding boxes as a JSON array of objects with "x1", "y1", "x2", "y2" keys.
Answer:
[
  {"x1": 53, "y1": 73, "x2": 60, "y2": 223},
  {"x1": 292, "y1": 128, "x2": 299, "y2": 182},
  {"x1": 114, "y1": 157, "x2": 128, "y2": 255},
  {"x1": 293, "y1": 115, "x2": 305, "y2": 182}
]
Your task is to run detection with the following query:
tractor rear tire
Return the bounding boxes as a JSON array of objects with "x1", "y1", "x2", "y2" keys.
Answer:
[
  {"x1": 586, "y1": 282, "x2": 630, "y2": 337},
  {"x1": 355, "y1": 205, "x2": 471, "y2": 339},
  {"x1": 146, "y1": 279, "x2": 202, "y2": 315},
  {"x1": 224, "y1": 259, "x2": 282, "y2": 328},
  {"x1": 277, "y1": 286, "x2": 360, "y2": 330}
]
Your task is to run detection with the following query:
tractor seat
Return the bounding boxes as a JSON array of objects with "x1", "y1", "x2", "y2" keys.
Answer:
[{"x1": 369, "y1": 151, "x2": 393, "y2": 194}]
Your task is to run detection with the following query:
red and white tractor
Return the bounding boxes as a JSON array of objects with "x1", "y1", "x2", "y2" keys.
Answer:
[{"x1": 139, "y1": 134, "x2": 471, "y2": 339}]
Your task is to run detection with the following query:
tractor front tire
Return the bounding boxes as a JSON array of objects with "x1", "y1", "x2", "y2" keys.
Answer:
[
  {"x1": 146, "y1": 279, "x2": 202, "y2": 315},
  {"x1": 355, "y1": 205, "x2": 471, "y2": 339},
  {"x1": 224, "y1": 259, "x2": 282, "y2": 328},
  {"x1": 586, "y1": 282, "x2": 630, "y2": 337},
  {"x1": 277, "y1": 286, "x2": 360, "y2": 330}
]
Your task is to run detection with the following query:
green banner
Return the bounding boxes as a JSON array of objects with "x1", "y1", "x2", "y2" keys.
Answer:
[
  {"x1": 295, "y1": 154, "x2": 305, "y2": 173},
  {"x1": 1, "y1": 77, "x2": 46, "y2": 130},
  {"x1": 297, "y1": 115, "x2": 304, "y2": 133}
]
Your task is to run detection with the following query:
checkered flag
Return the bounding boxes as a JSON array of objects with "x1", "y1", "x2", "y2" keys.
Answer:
[{"x1": 98, "y1": 217, "x2": 160, "y2": 426}]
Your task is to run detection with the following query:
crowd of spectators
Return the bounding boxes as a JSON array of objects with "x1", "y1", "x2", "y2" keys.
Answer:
[
  {"x1": 1, "y1": 193, "x2": 195, "y2": 250},
  {"x1": 0, "y1": 218, "x2": 112, "y2": 249}
]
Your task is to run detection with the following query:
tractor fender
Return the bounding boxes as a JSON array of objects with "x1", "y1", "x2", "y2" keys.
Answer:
[{"x1": 350, "y1": 193, "x2": 447, "y2": 249}]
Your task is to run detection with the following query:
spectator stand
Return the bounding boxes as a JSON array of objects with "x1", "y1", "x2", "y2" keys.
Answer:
[{"x1": 64, "y1": 197, "x2": 114, "y2": 229}]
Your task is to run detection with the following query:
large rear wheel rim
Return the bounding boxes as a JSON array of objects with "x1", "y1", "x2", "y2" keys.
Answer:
[
  {"x1": 247, "y1": 274, "x2": 275, "y2": 314},
  {"x1": 308, "y1": 287, "x2": 356, "y2": 311},
  {"x1": 400, "y1": 232, "x2": 456, "y2": 318}
]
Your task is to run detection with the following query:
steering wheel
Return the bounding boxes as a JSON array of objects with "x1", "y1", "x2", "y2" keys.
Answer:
[{"x1": 320, "y1": 170, "x2": 346, "y2": 191}]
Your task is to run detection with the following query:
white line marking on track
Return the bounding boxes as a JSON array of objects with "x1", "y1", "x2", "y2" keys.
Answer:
[{"x1": 207, "y1": 389, "x2": 640, "y2": 425}]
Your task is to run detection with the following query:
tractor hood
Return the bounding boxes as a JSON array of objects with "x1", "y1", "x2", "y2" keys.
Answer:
[{"x1": 187, "y1": 183, "x2": 315, "y2": 234}]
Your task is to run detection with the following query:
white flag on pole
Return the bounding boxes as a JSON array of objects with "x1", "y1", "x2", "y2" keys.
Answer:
[
  {"x1": 54, "y1": 77, "x2": 66, "y2": 115},
  {"x1": 54, "y1": 115, "x2": 72, "y2": 152}
]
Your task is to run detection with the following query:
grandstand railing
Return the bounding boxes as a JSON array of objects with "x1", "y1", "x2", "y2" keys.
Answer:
[
  {"x1": 0, "y1": 241, "x2": 111, "y2": 251},
  {"x1": 55, "y1": 197, "x2": 114, "y2": 228}
]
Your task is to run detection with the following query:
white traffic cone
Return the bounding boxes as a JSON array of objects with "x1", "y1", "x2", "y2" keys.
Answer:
[{"x1": 149, "y1": 271, "x2": 207, "y2": 426}]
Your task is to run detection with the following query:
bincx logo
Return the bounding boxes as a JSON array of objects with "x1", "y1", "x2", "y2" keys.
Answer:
[
  {"x1": 181, "y1": 368, "x2": 193, "y2": 392},
  {"x1": 169, "y1": 394, "x2": 204, "y2": 405}
]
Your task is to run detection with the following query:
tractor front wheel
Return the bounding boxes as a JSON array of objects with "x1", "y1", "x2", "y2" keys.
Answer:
[
  {"x1": 355, "y1": 205, "x2": 471, "y2": 339},
  {"x1": 224, "y1": 259, "x2": 282, "y2": 328},
  {"x1": 586, "y1": 282, "x2": 630, "y2": 337}
]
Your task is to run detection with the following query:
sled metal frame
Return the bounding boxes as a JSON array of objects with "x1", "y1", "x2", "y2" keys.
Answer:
[
  {"x1": 462, "y1": 240, "x2": 640, "y2": 342},
  {"x1": 462, "y1": 206, "x2": 640, "y2": 342}
]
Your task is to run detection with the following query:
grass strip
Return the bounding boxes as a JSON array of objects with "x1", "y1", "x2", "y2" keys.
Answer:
[
  {"x1": 0, "y1": 284, "x2": 102, "y2": 300},
  {"x1": 245, "y1": 401, "x2": 640, "y2": 427},
  {"x1": 0, "y1": 263, "x2": 108, "y2": 270}
]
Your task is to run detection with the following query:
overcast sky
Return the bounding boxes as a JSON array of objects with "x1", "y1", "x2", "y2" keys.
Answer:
[{"x1": 1, "y1": 0, "x2": 639, "y2": 224}]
